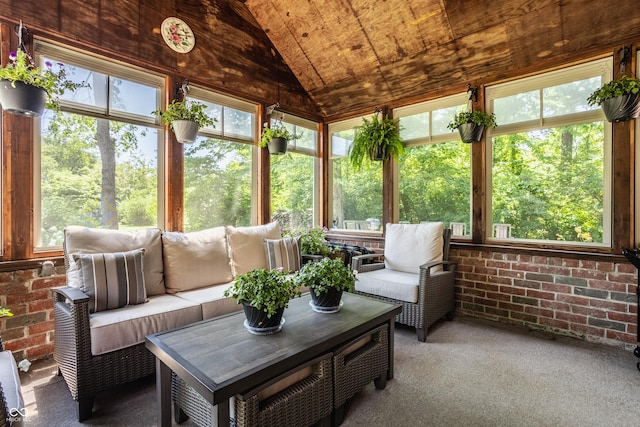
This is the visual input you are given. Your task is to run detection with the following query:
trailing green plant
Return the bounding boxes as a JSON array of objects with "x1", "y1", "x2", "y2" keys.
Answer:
[
  {"x1": 259, "y1": 115, "x2": 302, "y2": 148},
  {"x1": 447, "y1": 110, "x2": 497, "y2": 131},
  {"x1": 293, "y1": 257, "x2": 356, "y2": 294},
  {"x1": 152, "y1": 99, "x2": 216, "y2": 130},
  {"x1": 586, "y1": 75, "x2": 640, "y2": 106},
  {"x1": 298, "y1": 227, "x2": 336, "y2": 257},
  {"x1": 0, "y1": 49, "x2": 89, "y2": 110},
  {"x1": 224, "y1": 268, "x2": 301, "y2": 317},
  {"x1": 348, "y1": 114, "x2": 405, "y2": 169}
]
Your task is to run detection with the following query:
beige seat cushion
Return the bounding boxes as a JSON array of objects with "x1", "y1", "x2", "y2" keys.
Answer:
[
  {"x1": 175, "y1": 282, "x2": 243, "y2": 320},
  {"x1": 89, "y1": 294, "x2": 201, "y2": 355},
  {"x1": 355, "y1": 268, "x2": 420, "y2": 303},
  {"x1": 384, "y1": 222, "x2": 443, "y2": 274},
  {"x1": 162, "y1": 227, "x2": 233, "y2": 293},
  {"x1": 64, "y1": 226, "x2": 165, "y2": 296},
  {"x1": 226, "y1": 222, "x2": 281, "y2": 276}
]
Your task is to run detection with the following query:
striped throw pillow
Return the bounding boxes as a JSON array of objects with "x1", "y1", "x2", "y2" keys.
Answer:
[
  {"x1": 73, "y1": 249, "x2": 147, "y2": 313},
  {"x1": 264, "y1": 237, "x2": 302, "y2": 272}
]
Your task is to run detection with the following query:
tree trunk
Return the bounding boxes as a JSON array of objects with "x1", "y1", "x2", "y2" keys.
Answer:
[{"x1": 96, "y1": 118, "x2": 119, "y2": 229}]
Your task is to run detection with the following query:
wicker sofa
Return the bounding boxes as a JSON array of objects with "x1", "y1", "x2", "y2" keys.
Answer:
[{"x1": 54, "y1": 222, "x2": 290, "y2": 421}]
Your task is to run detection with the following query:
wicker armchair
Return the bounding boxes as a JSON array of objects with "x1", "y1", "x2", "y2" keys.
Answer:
[
  {"x1": 351, "y1": 224, "x2": 455, "y2": 342},
  {"x1": 0, "y1": 335, "x2": 25, "y2": 427},
  {"x1": 53, "y1": 287, "x2": 156, "y2": 421}
]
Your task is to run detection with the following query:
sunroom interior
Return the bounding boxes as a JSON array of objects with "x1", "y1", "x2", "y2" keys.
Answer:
[{"x1": 1, "y1": 0, "x2": 640, "y2": 414}]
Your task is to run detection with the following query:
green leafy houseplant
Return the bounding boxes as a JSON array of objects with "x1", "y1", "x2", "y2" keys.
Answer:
[
  {"x1": 298, "y1": 227, "x2": 336, "y2": 257},
  {"x1": 152, "y1": 99, "x2": 216, "y2": 130},
  {"x1": 259, "y1": 115, "x2": 302, "y2": 148},
  {"x1": 447, "y1": 110, "x2": 497, "y2": 131},
  {"x1": 0, "y1": 49, "x2": 88, "y2": 112},
  {"x1": 586, "y1": 75, "x2": 640, "y2": 106},
  {"x1": 224, "y1": 268, "x2": 301, "y2": 318},
  {"x1": 587, "y1": 75, "x2": 640, "y2": 122},
  {"x1": 349, "y1": 114, "x2": 405, "y2": 169},
  {"x1": 293, "y1": 257, "x2": 356, "y2": 295}
]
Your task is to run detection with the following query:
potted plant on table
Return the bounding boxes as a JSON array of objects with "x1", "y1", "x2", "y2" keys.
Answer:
[
  {"x1": 260, "y1": 115, "x2": 301, "y2": 155},
  {"x1": 587, "y1": 75, "x2": 640, "y2": 122},
  {"x1": 152, "y1": 99, "x2": 216, "y2": 144},
  {"x1": 294, "y1": 257, "x2": 356, "y2": 313},
  {"x1": 447, "y1": 110, "x2": 497, "y2": 143},
  {"x1": 0, "y1": 48, "x2": 88, "y2": 117},
  {"x1": 349, "y1": 113, "x2": 405, "y2": 170},
  {"x1": 224, "y1": 268, "x2": 301, "y2": 334}
]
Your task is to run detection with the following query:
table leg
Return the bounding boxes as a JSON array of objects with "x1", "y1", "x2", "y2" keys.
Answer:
[
  {"x1": 215, "y1": 399, "x2": 230, "y2": 427},
  {"x1": 156, "y1": 358, "x2": 172, "y2": 427}
]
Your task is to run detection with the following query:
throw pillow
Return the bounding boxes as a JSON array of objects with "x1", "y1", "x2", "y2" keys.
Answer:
[
  {"x1": 384, "y1": 222, "x2": 444, "y2": 273},
  {"x1": 264, "y1": 236, "x2": 302, "y2": 272},
  {"x1": 226, "y1": 222, "x2": 281, "y2": 276},
  {"x1": 72, "y1": 248, "x2": 147, "y2": 313}
]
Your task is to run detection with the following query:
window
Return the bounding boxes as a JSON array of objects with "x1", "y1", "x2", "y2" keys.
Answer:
[
  {"x1": 34, "y1": 42, "x2": 164, "y2": 250},
  {"x1": 395, "y1": 94, "x2": 471, "y2": 236},
  {"x1": 329, "y1": 116, "x2": 382, "y2": 231},
  {"x1": 270, "y1": 114, "x2": 319, "y2": 231},
  {"x1": 183, "y1": 87, "x2": 257, "y2": 231},
  {"x1": 486, "y1": 58, "x2": 612, "y2": 246}
]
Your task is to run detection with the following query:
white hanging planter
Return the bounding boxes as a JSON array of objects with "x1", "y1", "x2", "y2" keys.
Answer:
[{"x1": 171, "y1": 120, "x2": 200, "y2": 144}]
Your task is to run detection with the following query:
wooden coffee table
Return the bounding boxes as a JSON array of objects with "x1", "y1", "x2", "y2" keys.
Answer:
[{"x1": 145, "y1": 292, "x2": 401, "y2": 427}]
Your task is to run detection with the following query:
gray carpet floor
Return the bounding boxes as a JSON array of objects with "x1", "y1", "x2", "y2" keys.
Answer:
[{"x1": 19, "y1": 316, "x2": 640, "y2": 426}]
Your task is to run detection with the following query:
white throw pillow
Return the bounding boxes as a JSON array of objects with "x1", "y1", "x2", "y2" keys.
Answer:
[{"x1": 384, "y1": 222, "x2": 444, "y2": 273}]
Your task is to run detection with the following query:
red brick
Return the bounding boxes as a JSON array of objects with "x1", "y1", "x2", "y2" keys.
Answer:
[
  {"x1": 486, "y1": 260, "x2": 511, "y2": 269},
  {"x1": 6, "y1": 334, "x2": 46, "y2": 352},
  {"x1": 589, "y1": 299, "x2": 628, "y2": 312},
  {"x1": 580, "y1": 260, "x2": 597, "y2": 269},
  {"x1": 31, "y1": 276, "x2": 66, "y2": 290},
  {"x1": 28, "y1": 320, "x2": 55, "y2": 335},
  {"x1": 475, "y1": 266, "x2": 498, "y2": 275},
  {"x1": 557, "y1": 294, "x2": 590, "y2": 306},
  {"x1": 563, "y1": 259, "x2": 579, "y2": 268},
  {"x1": 608, "y1": 272, "x2": 636, "y2": 284},
  {"x1": 541, "y1": 282, "x2": 572, "y2": 293},
  {"x1": 512, "y1": 262, "x2": 539, "y2": 272},
  {"x1": 510, "y1": 312, "x2": 538, "y2": 323},
  {"x1": 571, "y1": 305, "x2": 607, "y2": 318},
  {"x1": 463, "y1": 288, "x2": 485, "y2": 297},
  {"x1": 465, "y1": 273, "x2": 488, "y2": 282},
  {"x1": 539, "y1": 265, "x2": 571, "y2": 276},
  {"x1": 539, "y1": 317, "x2": 569, "y2": 329},
  {"x1": 540, "y1": 300, "x2": 570, "y2": 311},
  {"x1": 556, "y1": 312, "x2": 588, "y2": 323},
  {"x1": 498, "y1": 302, "x2": 525, "y2": 312},
  {"x1": 572, "y1": 269, "x2": 606, "y2": 280},
  {"x1": 1, "y1": 282, "x2": 29, "y2": 295},
  {"x1": 14, "y1": 270, "x2": 36, "y2": 281},
  {"x1": 607, "y1": 311, "x2": 635, "y2": 324},
  {"x1": 526, "y1": 289, "x2": 556, "y2": 300},
  {"x1": 488, "y1": 275, "x2": 513, "y2": 285},
  {"x1": 587, "y1": 279, "x2": 626, "y2": 292},
  {"x1": 548, "y1": 257, "x2": 564, "y2": 266},
  {"x1": 519, "y1": 255, "x2": 533, "y2": 263},
  {"x1": 6, "y1": 290, "x2": 50, "y2": 304},
  {"x1": 606, "y1": 330, "x2": 635, "y2": 344},
  {"x1": 485, "y1": 291, "x2": 511, "y2": 302},
  {"x1": 531, "y1": 256, "x2": 548, "y2": 265},
  {"x1": 596, "y1": 262, "x2": 614, "y2": 272},
  {"x1": 456, "y1": 264, "x2": 474, "y2": 273},
  {"x1": 28, "y1": 299, "x2": 53, "y2": 313},
  {"x1": 499, "y1": 285, "x2": 526, "y2": 295},
  {"x1": 524, "y1": 306, "x2": 554, "y2": 318},
  {"x1": 474, "y1": 298, "x2": 498, "y2": 307},
  {"x1": 570, "y1": 323, "x2": 604, "y2": 337},
  {"x1": 497, "y1": 269, "x2": 525, "y2": 279},
  {"x1": 485, "y1": 307, "x2": 510, "y2": 317},
  {"x1": 617, "y1": 263, "x2": 637, "y2": 274},
  {"x1": 476, "y1": 282, "x2": 499, "y2": 292}
]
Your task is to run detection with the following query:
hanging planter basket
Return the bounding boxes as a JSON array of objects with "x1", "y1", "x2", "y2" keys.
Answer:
[
  {"x1": 457, "y1": 122, "x2": 485, "y2": 143},
  {"x1": 268, "y1": 137, "x2": 288, "y2": 155},
  {"x1": 371, "y1": 144, "x2": 385, "y2": 161},
  {"x1": 171, "y1": 120, "x2": 200, "y2": 144},
  {"x1": 600, "y1": 93, "x2": 640, "y2": 123},
  {"x1": 0, "y1": 80, "x2": 46, "y2": 117}
]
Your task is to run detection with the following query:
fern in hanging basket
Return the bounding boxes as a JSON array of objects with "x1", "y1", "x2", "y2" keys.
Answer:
[{"x1": 348, "y1": 113, "x2": 405, "y2": 170}]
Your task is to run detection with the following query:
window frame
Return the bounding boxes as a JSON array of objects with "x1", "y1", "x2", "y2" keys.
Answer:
[
  {"x1": 32, "y1": 40, "x2": 166, "y2": 252},
  {"x1": 485, "y1": 57, "x2": 613, "y2": 247}
]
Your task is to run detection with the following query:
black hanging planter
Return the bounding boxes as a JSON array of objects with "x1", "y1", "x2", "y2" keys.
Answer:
[
  {"x1": 242, "y1": 303, "x2": 285, "y2": 334},
  {"x1": 457, "y1": 122, "x2": 485, "y2": 143},
  {"x1": 268, "y1": 137, "x2": 288, "y2": 155},
  {"x1": 310, "y1": 287, "x2": 344, "y2": 313},
  {"x1": 371, "y1": 144, "x2": 385, "y2": 161},
  {"x1": 600, "y1": 93, "x2": 640, "y2": 123},
  {"x1": 0, "y1": 80, "x2": 46, "y2": 117}
]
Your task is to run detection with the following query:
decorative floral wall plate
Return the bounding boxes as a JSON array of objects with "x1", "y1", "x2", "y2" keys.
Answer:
[{"x1": 161, "y1": 17, "x2": 195, "y2": 53}]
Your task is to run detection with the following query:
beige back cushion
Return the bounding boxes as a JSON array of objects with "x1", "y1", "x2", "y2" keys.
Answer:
[
  {"x1": 162, "y1": 227, "x2": 233, "y2": 292},
  {"x1": 384, "y1": 222, "x2": 444, "y2": 273},
  {"x1": 64, "y1": 226, "x2": 165, "y2": 296},
  {"x1": 226, "y1": 222, "x2": 281, "y2": 276}
]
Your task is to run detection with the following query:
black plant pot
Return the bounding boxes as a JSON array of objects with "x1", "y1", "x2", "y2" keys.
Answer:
[
  {"x1": 0, "y1": 80, "x2": 46, "y2": 117},
  {"x1": 371, "y1": 145, "x2": 385, "y2": 161},
  {"x1": 242, "y1": 303, "x2": 285, "y2": 334},
  {"x1": 600, "y1": 93, "x2": 640, "y2": 122},
  {"x1": 310, "y1": 287, "x2": 343, "y2": 313},
  {"x1": 457, "y1": 122, "x2": 485, "y2": 143},
  {"x1": 268, "y1": 137, "x2": 288, "y2": 155}
]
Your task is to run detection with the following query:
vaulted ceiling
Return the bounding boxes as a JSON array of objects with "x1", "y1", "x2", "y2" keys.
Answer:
[{"x1": 244, "y1": 0, "x2": 640, "y2": 119}]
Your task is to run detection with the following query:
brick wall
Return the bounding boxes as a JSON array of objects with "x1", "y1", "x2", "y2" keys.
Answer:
[
  {"x1": 330, "y1": 235, "x2": 638, "y2": 350},
  {"x1": 452, "y1": 248, "x2": 638, "y2": 348},
  {"x1": 0, "y1": 265, "x2": 65, "y2": 361}
]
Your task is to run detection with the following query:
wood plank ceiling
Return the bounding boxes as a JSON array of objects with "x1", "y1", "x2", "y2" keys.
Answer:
[{"x1": 244, "y1": 0, "x2": 640, "y2": 119}]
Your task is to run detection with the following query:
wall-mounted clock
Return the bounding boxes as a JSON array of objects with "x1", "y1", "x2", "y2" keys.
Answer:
[{"x1": 161, "y1": 17, "x2": 195, "y2": 54}]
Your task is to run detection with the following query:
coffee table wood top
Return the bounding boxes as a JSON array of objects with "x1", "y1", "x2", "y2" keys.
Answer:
[{"x1": 146, "y1": 292, "x2": 400, "y2": 406}]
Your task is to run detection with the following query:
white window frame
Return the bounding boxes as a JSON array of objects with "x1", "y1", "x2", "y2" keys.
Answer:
[
  {"x1": 485, "y1": 57, "x2": 613, "y2": 247},
  {"x1": 32, "y1": 40, "x2": 166, "y2": 252}
]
